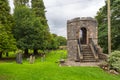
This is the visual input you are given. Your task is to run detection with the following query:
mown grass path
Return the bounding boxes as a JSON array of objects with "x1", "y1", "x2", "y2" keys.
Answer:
[{"x1": 0, "y1": 50, "x2": 120, "y2": 80}]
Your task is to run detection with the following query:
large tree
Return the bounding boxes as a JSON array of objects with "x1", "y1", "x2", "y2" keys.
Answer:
[
  {"x1": 0, "y1": 0, "x2": 16, "y2": 58},
  {"x1": 13, "y1": 5, "x2": 47, "y2": 55},
  {"x1": 13, "y1": 6, "x2": 35, "y2": 54},
  {"x1": 31, "y1": 0, "x2": 50, "y2": 54},
  {"x1": 95, "y1": 0, "x2": 120, "y2": 53}
]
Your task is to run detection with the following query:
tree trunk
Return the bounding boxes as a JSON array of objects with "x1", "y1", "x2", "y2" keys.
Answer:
[
  {"x1": 0, "y1": 52, "x2": 2, "y2": 58},
  {"x1": 34, "y1": 49, "x2": 38, "y2": 55},
  {"x1": 24, "y1": 49, "x2": 28, "y2": 56},
  {"x1": 6, "y1": 52, "x2": 9, "y2": 57}
]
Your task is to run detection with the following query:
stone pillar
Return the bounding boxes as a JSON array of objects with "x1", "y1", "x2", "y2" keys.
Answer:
[{"x1": 67, "y1": 40, "x2": 78, "y2": 61}]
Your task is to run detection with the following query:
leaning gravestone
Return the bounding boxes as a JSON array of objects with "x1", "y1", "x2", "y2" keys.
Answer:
[
  {"x1": 16, "y1": 53, "x2": 22, "y2": 64},
  {"x1": 29, "y1": 55, "x2": 35, "y2": 64}
]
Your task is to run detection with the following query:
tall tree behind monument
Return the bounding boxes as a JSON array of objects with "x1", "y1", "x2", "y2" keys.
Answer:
[
  {"x1": 31, "y1": 0, "x2": 50, "y2": 54},
  {"x1": 0, "y1": 0, "x2": 16, "y2": 58},
  {"x1": 96, "y1": 0, "x2": 120, "y2": 53}
]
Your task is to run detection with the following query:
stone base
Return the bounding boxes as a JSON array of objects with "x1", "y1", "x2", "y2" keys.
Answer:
[
  {"x1": 67, "y1": 40, "x2": 78, "y2": 61},
  {"x1": 60, "y1": 59, "x2": 105, "y2": 67}
]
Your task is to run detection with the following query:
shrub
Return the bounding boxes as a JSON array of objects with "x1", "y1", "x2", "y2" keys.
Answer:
[{"x1": 108, "y1": 51, "x2": 120, "y2": 72}]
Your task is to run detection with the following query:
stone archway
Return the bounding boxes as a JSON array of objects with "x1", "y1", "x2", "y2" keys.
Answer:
[{"x1": 80, "y1": 27, "x2": 87, "y2": 44}]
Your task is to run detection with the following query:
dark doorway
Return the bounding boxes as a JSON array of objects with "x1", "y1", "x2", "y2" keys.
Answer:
[{"x1": 80, "y1": 28, "x2": 87, "y2": 44}]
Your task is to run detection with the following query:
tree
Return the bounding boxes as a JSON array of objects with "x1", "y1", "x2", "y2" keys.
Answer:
[
  {"x1": 47, "y1": 34, "x2": 59, "y2": 50},
  {"x1": 13, "y1": 5, "x2": 47, "y2": 55},
  {"x1": 95, "y1": 0, "x2": 120, "y2": 53},
  {"x1": 13, "y1": 0, "x2": 51, "y2": 55},
  {"x1": 31, "y1": 0, "x2": 50, "y2": 54},
  {"x1": 0, "y1": 0, "x2": 16, "y2": 58},
  {"x1": 47, "y1": 34, "x2": 67, "y2": 50},
  {"x1": 57, "y1": 36, "x2": 67, "y2": 46},
  {"x1": 13, "y1": 6, "x2": 33, "y2": 55},
  {"x1": 0, "y1": 24, "x2": 16, "y2": 58}
]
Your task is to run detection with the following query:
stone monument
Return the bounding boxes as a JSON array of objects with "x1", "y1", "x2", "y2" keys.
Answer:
[{"x1": 67, "y1": 17, "x2": 106, "y2": 62}]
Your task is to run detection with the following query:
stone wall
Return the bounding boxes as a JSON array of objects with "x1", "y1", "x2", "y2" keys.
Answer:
[{"x1": 67, "y1": 40, "x2": 78, "y2": 61}]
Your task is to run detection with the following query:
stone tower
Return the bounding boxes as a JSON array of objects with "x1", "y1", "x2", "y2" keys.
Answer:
[{"x1": 67, "y1": 17, "x2": 98, "y2": 61}]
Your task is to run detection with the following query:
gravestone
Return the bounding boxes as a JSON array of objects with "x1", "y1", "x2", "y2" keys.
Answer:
[
  {"x1": 41, "y1": 54, "x2": 45, "y2": 62},
  {"x1": 16, "y1": 53, "x2": 22, "y2": 64},
  {"x1": 29, "y1": 55, "x2": 35, "y2": 64}
]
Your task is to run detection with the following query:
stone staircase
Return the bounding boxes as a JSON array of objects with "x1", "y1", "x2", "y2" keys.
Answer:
[{"x1": 81, "y1": 45, "x2": 98, "y2": 62}]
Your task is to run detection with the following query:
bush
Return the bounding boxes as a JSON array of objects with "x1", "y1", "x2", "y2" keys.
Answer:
[{"x1": 108, "y1": 51, "x2": 120, "y2": 72}]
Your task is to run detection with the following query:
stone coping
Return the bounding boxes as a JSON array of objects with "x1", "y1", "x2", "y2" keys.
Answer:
[{"x1": 67, "y1": 17, "x2": 97, "y2": 23}]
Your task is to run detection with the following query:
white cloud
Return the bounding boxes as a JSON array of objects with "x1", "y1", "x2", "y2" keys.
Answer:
[
  {"x1": 44, "y1": 0, "x2": 105, "y2": 37},
  {"x1": 8, "y1": 0, "x2": 14, "y2": 14}
]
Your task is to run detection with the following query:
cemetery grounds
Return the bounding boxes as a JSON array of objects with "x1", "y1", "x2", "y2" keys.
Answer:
[{"x1": 0, "y1": 50, "x2": 120, "y2": 80}]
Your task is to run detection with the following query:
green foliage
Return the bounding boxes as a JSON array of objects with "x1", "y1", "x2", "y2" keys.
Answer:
[
  {"x1": 56, "y1": 36, "x2": 67, "y2": 46},
  {"x1": 47, "y1": 34, "x2": 59, "y2": 50},
  {"x1": 31, "y1": 0, "x2": 51, "y2": 52},
  {"x1": 47, "y1": 34, "x2": 67, "y2": 50},
  {"x1": 31, "y1": 0, "x2": 46, "y2": 24},
  {"x1": 108, "y1": 51, "x2": 120, "y2": 71},
  {"x1": 31, "y1": 0, "x2": 49, "y2": 33},
  {"x1": 13, "y1": 6, "x2": 47, "y2": 51},
  {"x1": 95, "y1": 0, "x2": 120, "y2": 53},
  {"x1": 14, "y1": 0, "x2": 29, "y2": 6},
  {"x1": 0, "y1": 0, "x2": 16, "y2": 54},
  {"x1": 0, "y1": 0, "x2": 13, "y2": 27},
  {"x1": 0, "y1": 24, "x2": 16, "y2": 52},
  {"x1": 13, "y1": 6, "x2": 34, "y2": 50}
]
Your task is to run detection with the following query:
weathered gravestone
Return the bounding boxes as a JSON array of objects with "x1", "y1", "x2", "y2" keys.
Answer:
[
  {"x1": 29, "y1": 55, "x2": 35, "y2": 64},
  {"x1": 41, "y1": 54, "x2": 45, "y2": 62},
  {"x1": 16, "y1": 53, "x2": 22, "y2": 64}
]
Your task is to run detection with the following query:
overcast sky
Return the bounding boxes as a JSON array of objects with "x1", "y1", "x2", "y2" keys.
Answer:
[
  {"x1": 9, "y1": 0, "x2": 105, "y2": 37},
  {"x1": 43, "y1": 0, "x2": 105, "y2": 37}
]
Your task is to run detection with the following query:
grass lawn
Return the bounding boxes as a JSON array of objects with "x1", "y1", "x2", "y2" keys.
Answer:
[{"x1": 0, "y1": 50, "x2": 120, "y2": 80}]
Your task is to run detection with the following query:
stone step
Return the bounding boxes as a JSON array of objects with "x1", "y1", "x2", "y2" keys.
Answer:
[
  {"x1": 83, "y1": 56, "x2": 94, "y2": 58},
  {"x1": 83, "y1": 57, "x2": 95, "y2": 60},
  {"x1": 82, "y1": 50, "x2": 92, "y2": 52},
  {"x1": 81, "y1": 45, "x2": 98, "y2": 62},
  {"x1": 82, "y1": 59, "x2": 97, "y2": 62},
  {"x1": 82, "y1": 52, "x2": 93, "y2": 54},
  {"x1": 83, "y1": 54, "x2": 93, "y2": 56},
  {"x1": 82, "y1": 48, "x2": 90, "y2": 50}
]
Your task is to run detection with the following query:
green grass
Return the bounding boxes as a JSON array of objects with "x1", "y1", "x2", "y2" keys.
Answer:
[{"x1": 0, "y1": 50, "x2": 120, "y2": 80}]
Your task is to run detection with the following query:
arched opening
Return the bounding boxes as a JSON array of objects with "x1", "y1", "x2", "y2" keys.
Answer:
[{"x1": 80, "y1": 27, "x2": 87, "y2": 44}]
